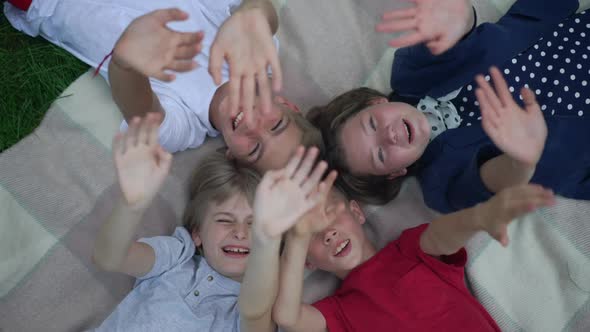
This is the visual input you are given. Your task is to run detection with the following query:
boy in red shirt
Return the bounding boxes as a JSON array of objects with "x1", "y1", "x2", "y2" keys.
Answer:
[{"x1": 272, "y1": 184, "x2": 555, "y2": 332}]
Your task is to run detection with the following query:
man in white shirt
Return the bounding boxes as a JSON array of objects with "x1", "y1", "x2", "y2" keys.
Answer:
[{"x1": 4, "y1": 0, "x2": 321, "y2": 171}]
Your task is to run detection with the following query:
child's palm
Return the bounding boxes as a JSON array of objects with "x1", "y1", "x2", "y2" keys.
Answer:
[
  {"x1": 478, "y1": 184, "x2": 554, "y2": 246},
  {"x1": 253, "y1": 147, "x2": 336, "y2": 240},
  {"x1": 115, "y1": 146, "x2": 169, "y2": 207},
  {"x1": 484, "y1": 97, "x2": 547, "y2": 166},
  {"x1": 378, "y1": 0, "x2": 472, "y2": 55},
  {"x1": 112, "y1": 115, "x2": 172, "y2": 209},
  {"x1": 256, "y1": 177, "x2": 320, "y2": 238},
  {"x1": 476, "y1": 68, "x2": 548, "y2": 167}
]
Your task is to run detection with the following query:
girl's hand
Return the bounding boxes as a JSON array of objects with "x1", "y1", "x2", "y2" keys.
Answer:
[
  {"x1": 252, "y1": 146, "x2": 334, "y2": 241},
  {"x1": 377, "y1": 0, "x2": 474, "y2": 55},
  {"x1": 112, "y1": 8, "x2": 204, "y2": 82},
  {"x1": 209, "y1": 4, "x2": 282, "y2": 128},
  {"x1": 476, "y1": 67, "x2": 548, "y2": 168},
  {"x1": 475, "y1": 184, "x2": 555, "y2": 246},
  {"x1": 112, "y1": 113, "x2": 172, "y2": 210}
]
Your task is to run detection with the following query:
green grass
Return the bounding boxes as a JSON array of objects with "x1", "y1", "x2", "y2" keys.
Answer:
[{"x1": 0, "y1": 12, "x2": 88, "y2": 152}]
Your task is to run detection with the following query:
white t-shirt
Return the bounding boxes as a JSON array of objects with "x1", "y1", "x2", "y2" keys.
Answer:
[{"x1": 5, "y1": 0, "x2": 278, "y2": 152}]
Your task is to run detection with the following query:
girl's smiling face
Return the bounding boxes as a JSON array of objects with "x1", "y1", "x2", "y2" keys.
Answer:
[{"x1": 339, "y1": 101, "x2": 431, "y2": 178}]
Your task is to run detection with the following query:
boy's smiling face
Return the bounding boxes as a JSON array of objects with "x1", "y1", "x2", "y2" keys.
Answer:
[
  {"x1": 306, "y1": 192, "x2": 374, "y2": 279},
  {"x1": 192, "y1": 193, "x2": 253, "y2": 282}
]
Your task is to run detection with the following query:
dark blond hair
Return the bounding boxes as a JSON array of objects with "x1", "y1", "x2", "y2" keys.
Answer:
[
  {"x1": 307, "y1": 87, "x2": 409, "y2": 205},
  {"x1": 289, "y1": 109, "x2": 325, "y2": 152},
  {"x1": 183, "y1": 152, "x2": 261, "y2": 234}
]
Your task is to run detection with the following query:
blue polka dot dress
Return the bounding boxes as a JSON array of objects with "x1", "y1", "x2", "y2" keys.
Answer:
[{"x1": 453, "y1": 10, "x2": 590, "y2": 127}]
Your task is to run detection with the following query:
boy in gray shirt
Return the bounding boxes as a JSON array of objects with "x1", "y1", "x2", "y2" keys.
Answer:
[{"x1": 92, "y1": 113, "x2": 334, "y2": 331}]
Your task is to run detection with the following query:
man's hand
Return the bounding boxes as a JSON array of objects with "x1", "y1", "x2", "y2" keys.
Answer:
[
  {"x1": 209, "y1": 2, "x2": 282, "y2": 128},
  {"x1": 112, "y1": 8, "x2": 203, "y2": 82}
]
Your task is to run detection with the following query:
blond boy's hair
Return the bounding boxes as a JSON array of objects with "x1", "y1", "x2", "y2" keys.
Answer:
[{"x1": 183, "y1": 152, "x2": 261, "y2": 234}]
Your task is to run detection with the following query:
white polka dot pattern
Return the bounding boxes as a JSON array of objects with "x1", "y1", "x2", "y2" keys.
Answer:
[{"x1": 452, "y1": 10, "x2": 590, "y2": 123}]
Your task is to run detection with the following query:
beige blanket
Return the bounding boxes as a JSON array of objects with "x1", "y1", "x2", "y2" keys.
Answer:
[{"x1": 1, "y1": 0, "x2": 589, "y2": 331}]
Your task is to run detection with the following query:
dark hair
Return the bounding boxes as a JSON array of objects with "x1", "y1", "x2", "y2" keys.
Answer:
[{"x1": 307, "y1": 87, "x2": 410, "y2": 205}]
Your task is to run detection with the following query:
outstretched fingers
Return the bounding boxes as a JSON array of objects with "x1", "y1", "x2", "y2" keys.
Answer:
[
  {"x1": 283, "y1": 146, "x2": 306, "y2": 177},
  {"x1": 489, "y1": 66, "x2": 513, "y2": 107},
  {"x1": 381, "y1": 6, "x2": 418, "y2": 21},
  {"x1": 153, "y1": 8, "x2": 189, "y2": 25},
  {"x1": 292, "y1": 147, "x2": 320, "y2": 185}
]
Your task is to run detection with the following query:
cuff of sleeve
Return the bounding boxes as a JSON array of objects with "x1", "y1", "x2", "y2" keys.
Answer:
[
  {"x1": 312, "y1": 297, "x2": 347, "y2": 332},
  {"x1": 135, "y1": 237, "x2": 165, "y2": 281},
  {"x1": 398, "y1": 224, "x2": 467, "y2": 270}
]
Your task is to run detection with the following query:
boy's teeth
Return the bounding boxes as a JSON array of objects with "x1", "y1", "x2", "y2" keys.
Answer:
[
  {"x1": 335, "y1": 239, "x2": 350, "y2": 255},
  {"x1": 224, "y1": 247, "x2": 249, "y2": 254}
]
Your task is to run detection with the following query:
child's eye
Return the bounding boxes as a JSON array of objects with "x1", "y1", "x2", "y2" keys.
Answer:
[
  {"x1": 216, "y1": 219, "x2": 232, "y2": 223},
  {"x1": 370, "y1": 116, "x2": 377, "y2": 131},
  {"x1": 248, "y1": 143, "x2": 260, "y2": 157},
  {"x1": 378, "y1": 147, "x2": 385, "y2": 163},
  {"x1": 271, "y1": 117, "x2": 284, "y2": 131}
]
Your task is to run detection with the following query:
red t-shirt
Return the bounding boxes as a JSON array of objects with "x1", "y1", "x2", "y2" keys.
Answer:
[{"x1": 312, "y1": 224, "x2": 500, "y2": 332}]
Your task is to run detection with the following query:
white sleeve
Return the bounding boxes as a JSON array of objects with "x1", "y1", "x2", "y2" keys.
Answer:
[{"x1": 119, "y1": 88, "x2": 218, "y2": 153}]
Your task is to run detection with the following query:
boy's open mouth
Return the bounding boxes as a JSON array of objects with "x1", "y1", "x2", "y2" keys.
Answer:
[
  {"x1": 222, "y1": 245, "x2": 250, "y2": 257},
  {"x1": 333, "y1": 239, "x2": 351, "y2": 257}
]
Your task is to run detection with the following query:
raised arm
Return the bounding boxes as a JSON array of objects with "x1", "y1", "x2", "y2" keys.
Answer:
[
  {"x1": 272, "y1": 182, "x2": 343, "y2": 332},
  {"x1": 209, "y1": 0, "x2": 282, "y2": 127},
  {"x1": 420, "y1": 184, "x2": 555, "y2": 256},
  {"x1": 108, "y1": 8, "x2": 203, "y2": 122},
  {"x1": 389, "y1": 0, "x2": 579, "y2": 98},
  {"x1": 272, "y1": 232, "x2": 327, "y2": 332},
  {"x1": 475, "y1": 67, "x2": 547, "y2": 193},
  {"x1": 239, "y1": 147, "x2": 334, "y2": 332},
  {"x1": 92, "y1": 113, "x2": 173, "y2": 278}
]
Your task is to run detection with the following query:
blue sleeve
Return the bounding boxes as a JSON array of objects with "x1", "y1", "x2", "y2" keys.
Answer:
[
  {"x1": 446, "y1": 144, "x2": 502, "y2": 212},
  {"x1": 391, "y1": 0, "x2": 579, "y2": 98},
  {"x1": 136, "y1": 227, "x2": 196, "y2": 281},
  {"x1": 419, "y1": 142, "x2": 502, "y2": 213}
]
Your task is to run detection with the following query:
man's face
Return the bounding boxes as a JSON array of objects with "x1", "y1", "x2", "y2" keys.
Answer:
[{"x1": 218, "y1": 96, "x2": 303, "y2": 172}]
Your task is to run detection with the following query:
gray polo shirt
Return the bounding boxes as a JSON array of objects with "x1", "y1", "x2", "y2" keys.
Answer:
[{"x1": 94, "y1": 227, "x2": 242, "y2": 332}]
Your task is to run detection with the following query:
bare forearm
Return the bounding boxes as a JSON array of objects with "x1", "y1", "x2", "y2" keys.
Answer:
[
  {"x1": 480, "y1": 154, "x2": 536, "y2": 193},
  {"x1": 108, "y1": 59, "x2": 164, "y2": 123},
  {"x1": 273, "y1": 232, "x2": 310, "y2": 328},
  {"x1": 239, "y1": 234, "x2": 281, "y2": 321},
  {"x1": 239, "y1": 0, "x2": 278, "y2": 33},
  {"x1": 92, "y1": 199, "x2": 146, "y2": 272},
  {"x1": 420, "y1": 205, "x2": 482, "y2": 256}
]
